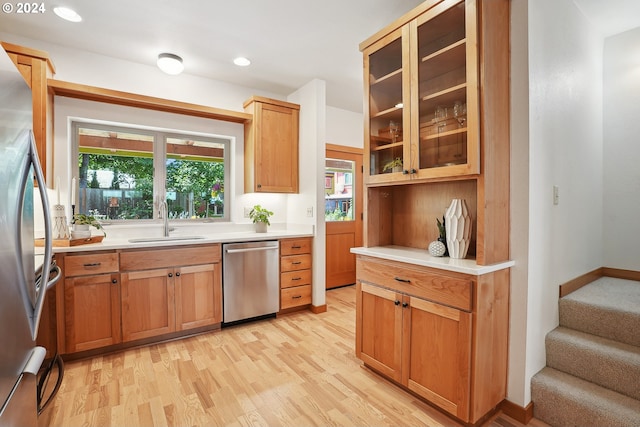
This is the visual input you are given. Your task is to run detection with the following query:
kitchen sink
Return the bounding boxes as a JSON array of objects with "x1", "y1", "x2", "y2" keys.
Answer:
[{"x1": 128, "y1": 236, "x2": 205, "y2": 243}]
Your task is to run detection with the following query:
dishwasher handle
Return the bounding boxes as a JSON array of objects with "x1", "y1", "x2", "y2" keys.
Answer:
[{"x1": 225, "y1": 246, "x2": 278, "y2": 254}]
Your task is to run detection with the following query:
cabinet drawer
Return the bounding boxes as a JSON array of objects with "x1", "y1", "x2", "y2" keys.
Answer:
[
  {"x1": 281, "y1": 269, "x2": 312, "y2": 289},
  {"x1": 281, "y1": 254, "x2": 312, "y2": 272},
  {"x1": 356, "y1": 257, "x2": 472, "y2": 311},
  {"x1": 64, "y1": 252, "x2": 119, "y2": 277},
  {"x1": 280, "y1": 238, "x2": 311, "y2": 255},
  {"x1": 280, "y1": 285, "x2": 311, "y2": 309},
  {"x1": 120, "y1": 244, "x2": 221, "y2": 271}
]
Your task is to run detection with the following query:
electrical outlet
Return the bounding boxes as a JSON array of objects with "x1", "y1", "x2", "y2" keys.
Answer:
[
  {"x1": 553, "y1": 185, "x2": 559, "y2": 205},
  {"x1": 244, "y1": 207, "x2": 251, "y2": 218},
  {"x1": 306, "y1": 207, "x2": 313, "y2": 217}
]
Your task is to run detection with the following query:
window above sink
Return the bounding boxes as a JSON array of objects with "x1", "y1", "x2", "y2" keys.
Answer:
[{"x1": 71, "y1": 120, "x2": 231, "y2": 222}]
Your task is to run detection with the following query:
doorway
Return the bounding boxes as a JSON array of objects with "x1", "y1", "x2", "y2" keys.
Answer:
[{"x1": 325, "y1": 144, "x2": 363, "y2": 289}]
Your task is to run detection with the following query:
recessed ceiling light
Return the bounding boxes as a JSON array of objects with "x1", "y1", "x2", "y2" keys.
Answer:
[
  {"x1": 233, "y1": 57, "x2": 251, "y2": 67},
  {"x1": 53, "y1": 6, "x2": 82, "y2": 22},
  {"x1": 157, "y1": 53, "x2": 184, "y2": 75}
]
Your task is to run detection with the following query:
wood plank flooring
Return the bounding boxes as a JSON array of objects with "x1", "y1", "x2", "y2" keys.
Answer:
[{"x1": 48, "y1": 285, "x2": 547, "y2": 427}]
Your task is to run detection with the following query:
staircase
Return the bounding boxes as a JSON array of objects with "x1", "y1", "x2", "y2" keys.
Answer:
[{"x1": 531, "y1": 276, "x2": 640, "y2": 426}]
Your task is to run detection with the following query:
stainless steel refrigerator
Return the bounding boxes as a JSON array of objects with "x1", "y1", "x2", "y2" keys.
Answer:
[{"x1": 0, "y1": 47, "x2": 62, "y2": 427}]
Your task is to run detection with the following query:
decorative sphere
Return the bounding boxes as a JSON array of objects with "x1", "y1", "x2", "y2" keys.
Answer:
[{"x1": 428, "y1": 240, "x2": 446, "y2": 257}]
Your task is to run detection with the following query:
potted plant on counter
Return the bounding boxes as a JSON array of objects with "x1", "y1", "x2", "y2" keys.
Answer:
[
  {"x1": 72, "y1": 213, "x2": 105, "y2": 239},
  {"x1": 249, "y1": 205, "x2": 273, "y2": 233}
]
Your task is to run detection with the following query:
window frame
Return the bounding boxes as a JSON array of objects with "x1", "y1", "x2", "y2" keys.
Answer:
[{"x1": 71, "y1": 119, "x2": 231, "y2": 223}]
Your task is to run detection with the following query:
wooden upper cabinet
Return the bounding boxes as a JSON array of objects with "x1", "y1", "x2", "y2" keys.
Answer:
[
  {"x1": 1, "y1": 42, "x2": 55, "y2": 186},
  {"x1": 243, "y1": 96, "x2": 300, "y2": 193},
  {"x1": 360, "y1": 0, "x2": 480, "y2": 184}
]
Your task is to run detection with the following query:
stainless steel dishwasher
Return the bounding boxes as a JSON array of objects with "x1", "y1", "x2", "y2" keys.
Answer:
[{"x1": 222, "y1": 241, "x2": 279, "y2": 324}]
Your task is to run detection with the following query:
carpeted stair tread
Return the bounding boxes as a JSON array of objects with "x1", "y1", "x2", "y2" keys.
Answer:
[
  {"x1": 546, "y1": 326, "x2": 640, "y2": 400},
  {"x1": 532, "y1": 367, "x2": 640, "y2": 427},
  {"x1": 559, "y1": 277, "x2": 640, "y2": 347}
]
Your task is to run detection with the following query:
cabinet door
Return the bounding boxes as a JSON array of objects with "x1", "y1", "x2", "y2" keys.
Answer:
[
  {"x1": 357, "y1": 282, "x2": 403, "y2": 382},
  {"x1": 175, "y1": 263, "x2": 222, "y2": 331},
  {"x1": 403, "y1": 295, "x2": 471, "y2": 421},
  {"x1": 64, "y1": 273, "x2": 121, "y2": 353},
  {"x1": 121, "y1": 268, "x2": 175, "y2": 342},
  {"x1": 413, "y1": 0, "x2": 479, "y2": 179},
  {"x1": 245, "y1": 98, "x2": 299, "y2": 193},
  {"x1": 363, "y1": 25, "x2": 411, "y2": 185}
]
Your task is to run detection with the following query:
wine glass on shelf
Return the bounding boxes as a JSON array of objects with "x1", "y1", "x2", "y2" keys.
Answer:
[
  {"x1": 454, "y1": 101, "x2": 466, "y2": 128},
  {"x1": 389, "y1": 120, "x2": 399, "y2": 143}
]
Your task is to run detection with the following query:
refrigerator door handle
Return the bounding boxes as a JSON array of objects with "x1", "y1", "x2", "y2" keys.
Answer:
[{"x1": 29, "y1": 133, "x2": 53, "y2": 341}]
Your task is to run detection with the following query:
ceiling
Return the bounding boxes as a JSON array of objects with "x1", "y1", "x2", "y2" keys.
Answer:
[{"x1": 0, "y1": 0, "x2": 639, "y2": 114}]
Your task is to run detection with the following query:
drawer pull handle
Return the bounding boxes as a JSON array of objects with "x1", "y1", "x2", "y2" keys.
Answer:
[
  {"x1": 292, "y1": 295, "x2": 302, "y2": 299},
  {"x1": 394, "y1": 300, "x2": 400, "y2": 306},
  {"x1": 291, "y1": 245, "x2": 302, "y2": 249},
  {"x1": 292, "y1": 277, "x2": 302, "y2": 281},
  {"x1": 83, "y1": 262, "x2": 102, "y2": 267},
  {"x1": 292, "y1": 261, "x2": 302, "y2": 265},
  {"x1": 394, "y1": 277, "x2": 410, "y2": 283}
]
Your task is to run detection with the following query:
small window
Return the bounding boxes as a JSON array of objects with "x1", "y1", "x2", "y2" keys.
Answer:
[{"x1": 73, "y1": 122, "x2": 230, "y2": 222}]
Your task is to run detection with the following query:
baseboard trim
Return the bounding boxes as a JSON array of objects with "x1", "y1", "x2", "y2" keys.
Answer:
[
  {"x1": 559, "y1": 267, "x2": 640, "y2": 297},
  {"x1": 311, "y1": 304, "x2": 327, "y2": 314},
  {"x1": 500, "y1": 399, "x2": 533, "y2": 425},
  {"x1": 559, "y1": 267, "x2": 603, "y2": 297},
  {"x1": 602, "y1": 267, "x2": 640, "y2": 282}
]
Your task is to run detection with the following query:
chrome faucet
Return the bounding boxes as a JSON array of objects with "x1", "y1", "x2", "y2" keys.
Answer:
[{"x1": 159, "y1": 200, "x2": 170, "y2": 237}]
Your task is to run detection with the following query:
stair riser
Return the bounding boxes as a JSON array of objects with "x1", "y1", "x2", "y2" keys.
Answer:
[
  {"x1": 546, "y1": 332, "x2": 640, "y2": 401},
  {"x1": 532, "y1": 368, "x2": 640, "y2": 427}
]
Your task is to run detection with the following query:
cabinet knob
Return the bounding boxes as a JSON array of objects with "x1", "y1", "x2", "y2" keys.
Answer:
[
  {"x1": 394, "y1": 300, "x2": 400, "y2": 306},
  {"x1": 168, "y1": 273, "x2": 173, "y2": 278},
  {"x1": 176, "y1": 272, "x2": 181, "y2": 277},
  {"x1": 402, "y1": 169, "x2": 409, "y2": 175},
  {"x1": 257, "y1": 184, "x2": 262, "y2": 189},
  {"x1": 111, "y1": 279, "x2": 117, "y2": 284},
  {"x1": 410, "y1": 168, "x2": 417, "y2": 174},
  {"x1": 402, "y1": 302, "x2": 408, "y2": 308}
]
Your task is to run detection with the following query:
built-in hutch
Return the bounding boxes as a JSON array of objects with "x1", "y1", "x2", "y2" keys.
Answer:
[{"x1": 353, "y1": 0, "x2": 511, "y2": 424}]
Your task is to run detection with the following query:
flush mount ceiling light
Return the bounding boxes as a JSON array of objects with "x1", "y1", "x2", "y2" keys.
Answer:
[
  {"x1": 157, "y1": 53, "x2": 184, "y2": 75},
  {"x1": 53, "y1": 6, "x2": 82, "y2": 22},
  {"x1": 233, "y1": 57, "x2": 251, "y2": 67}
]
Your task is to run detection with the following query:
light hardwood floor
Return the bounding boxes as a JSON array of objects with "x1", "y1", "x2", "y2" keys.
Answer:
[{"x1": 48, "y1": 285, "x2": 546, "y2": 427}]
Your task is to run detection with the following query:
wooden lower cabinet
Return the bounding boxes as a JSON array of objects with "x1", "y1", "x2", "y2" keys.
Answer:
[
  {"x1": 120, "y1": 245, "x2": 222, "y2": 343},
  {"x1": 280, "y1": 238, "x2": 313, "y2": 311},
  {"x1": 121, "y1": 268, "x2": 175, "y2": 342},
  {"x1": 355, "y1": 255, "x2": 509, "y2": 424},
  {"x1": 61, "y1": 252, "x2": 121, "y2": 353}
]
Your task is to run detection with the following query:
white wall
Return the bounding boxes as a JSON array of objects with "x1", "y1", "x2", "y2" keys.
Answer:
[
  {"x1": 326, "y1": 106, "x2": 363, "y2": 149},
  {"x1": 287, "y1": 79, "x2": 327, "y2": 307},
  {"x1": 603, "y1": 27, "x2": 640, "y2": 270},
  {"x1": 508, "y1": 0, "x2": 605, "y2": 407}
]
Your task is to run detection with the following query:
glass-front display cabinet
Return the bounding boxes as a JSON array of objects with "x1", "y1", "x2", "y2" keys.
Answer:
[{"x1": 362, "y1": 0, "x2": 479, "y2": 184}]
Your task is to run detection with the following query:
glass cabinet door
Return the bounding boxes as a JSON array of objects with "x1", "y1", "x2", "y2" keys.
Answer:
[
  {"x1": 364, "y1": 27, "x2": 409, "y2": 180},
  {"x1": 415, "y1": 0, "x2": 478, "y2": 176}
]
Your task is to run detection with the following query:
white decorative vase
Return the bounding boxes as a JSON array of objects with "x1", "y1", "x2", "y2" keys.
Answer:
[
  {"x1": 52, "y1": 204, "x2": 70, "y2": 239},
  {"x1": 444, "y1": 199, "x2": 472, "y2": 259},
  {"x1": 428, "y1": 240, "x2": 446, "y2": 257},
  {"x1": 255, "y1": 222, "x2": 268, "y2": 233}
]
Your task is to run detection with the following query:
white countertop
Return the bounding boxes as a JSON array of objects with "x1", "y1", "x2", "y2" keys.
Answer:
[
  {"x1": 350, "y1": 245, "x2": 514, "y2": 276},
  {"x1": 40, "y1": 222, "x2": 314, "y2": 253}
]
